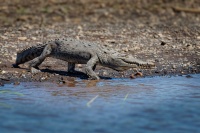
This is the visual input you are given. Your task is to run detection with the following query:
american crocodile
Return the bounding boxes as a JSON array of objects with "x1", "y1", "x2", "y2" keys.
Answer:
[{"x1": 13, "y1": 38, "x2": 155, "y2": 80}]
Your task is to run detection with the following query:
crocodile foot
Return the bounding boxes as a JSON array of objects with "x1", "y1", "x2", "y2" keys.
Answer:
[
  {"x1": 30, "y1": 67, "x2": 41, "y2": 73},
  {"x1": 88, "y1": 75, "x2": 100, "y2": 80},
  {"x1": 12, "y1": 64, "x2": 20, "y2": 68}
]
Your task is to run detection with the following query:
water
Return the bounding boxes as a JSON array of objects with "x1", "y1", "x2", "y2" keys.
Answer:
[{"x1": 0, "y1": 75, "x2": 200, "y2": 133}]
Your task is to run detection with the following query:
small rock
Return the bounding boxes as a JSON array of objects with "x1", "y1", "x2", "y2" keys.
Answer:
[
  {"x1": 134, "y1": 72, "x2": 143, "y2": 77},
  {"x1": 77, "y1": 25, "x2": 82, "y2": 30},
  {"x1": 172, "y1": 65, "x2": 176, "y2": 69},
  {"x1": 130, "y1": 74, "x2": 135, "y2": 79},
  {"x1": 180, "y1": 71, "x2": 185, "y2": 74},
  {"x1": 158, "y1": 33, "x2": 164, "y2": 38},
  {"x1": 186, "y1": 44, "x2": 193, "y2": 50},
  {"x1": 122, "y1": 47, "x2": 128, "y2": 52},
  {"x1": 58, "y1": 77, "x2": 66, "y2": 84},
  {"x1": 106, "y1": 39, "x2": 116, "y2": 44},
  {"x1": 0, "y1": 76, "x2": 10, "y2": 81},
  {"x1": 21, "y1": 74, "x2": 26, "y2": 78},
  {"x1": 14, "y1": 71, "x2": 19, "y2": 74},
  {"x1": 40, "y1": 77, "x2": 46, "y2": 80},
  {"x1": 0, "y1": 82, "x2": 4, "y2": 86},
  {"x1": 13, "y1": 82, "x2": 20, "y2": 85},
  {"x1": 183, "y1": 64, "x2": 187, "y2": 67},
  {"x1": 163, "y1": 70, "x2": 168, "y2": 75},
  {"x1": 155, "y1": 70, "x2": 160, "y2": 73},
  {"x1": 24, "y1": 24, "x2": 33, "y2": 29},
  {"x1": 1, "y1": 36, "x2": 8, "y2": 40},
  {"x1": 161, "y1": 41, "x2": 166, "y2": 46},
  {"x1": 18, "y1": 37, "x2": 27, "y2": 41},
  {"x1": 129, "y1": 46, "x2": 140, "y2": 51},
  {"x1": 31, "y1": 37, "x2": 37, "y2": 40},
  {"x1": 186, "y1": 75, "x2": 193, "y2": 78},
  {"x1": 1, "y1": 70, "x2": 7, "y2": 74},
  {"x1": 57, "y1": 81, "x2": 65, "y2": 87},
  {"x1": 172, "y1": 45, "x2": 176, "y2": 49}
]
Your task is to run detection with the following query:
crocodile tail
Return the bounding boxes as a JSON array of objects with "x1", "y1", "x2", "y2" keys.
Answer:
[{"x1": 14, "y1": 43, "x2": 46, "y2": 67}]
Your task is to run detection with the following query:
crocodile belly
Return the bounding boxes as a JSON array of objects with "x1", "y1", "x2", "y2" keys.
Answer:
[{"x1": 51, "y1": 52, "x2": 91, "y2": 64}]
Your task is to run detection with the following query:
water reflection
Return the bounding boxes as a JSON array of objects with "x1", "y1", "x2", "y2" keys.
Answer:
[{"x1": 56, "y1": 77, "x2": 99, "y2": 88}]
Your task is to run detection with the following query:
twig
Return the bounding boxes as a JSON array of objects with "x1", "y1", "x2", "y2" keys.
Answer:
[
  {"x1": 87, "y1": 95, "x2": 99, "y2": 107},
  {"x1": 173, "y1": 6, "x2": 200, "y2": 13},
  {"x1": 123, "y1": 93, "x2": 129, "y2": 101}
]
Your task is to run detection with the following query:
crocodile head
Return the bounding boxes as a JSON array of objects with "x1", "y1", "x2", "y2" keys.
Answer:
[{"x1": 103, "y1": 55, "x2": 155, "y2": 71}]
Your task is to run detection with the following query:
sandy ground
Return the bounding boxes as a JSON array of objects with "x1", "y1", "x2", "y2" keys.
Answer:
[{"x1": 0, "y1": 0, "x2": 200, "y2": 85}]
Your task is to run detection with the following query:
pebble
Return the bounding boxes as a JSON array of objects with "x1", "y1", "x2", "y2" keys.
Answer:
[
  {"x1": 0, "y1": 82, "x2": 4, "y2": 86},
  {"x1": 130, "y1": 74, "x2": 135, "y2": 79},
  {"x1": 134, "y1": 72, "x2": 143, "y2": 77},
  {"x1": 1, "y1": 36, "x2": 8, "y2": 40},
  {"x1": 18, "y1": 37, "x2": 27, "y2": 41},
  {"x1": 106, "y1": 39, "x2": 116, "y2": 44},
  {"x1": 186, "y1": 45, "x2": 193, "y2": 50},
  {"x1": 40, "y1": 77, "x2": 46, "y2": 80},
  {"x1": 31, "y1": 37, "x2": 37, "y2": 40},
  {"x1": 130, "y1": 72, "x2": 143, "y2": 79},
  {"x1": 1, "y1": 70, "x2": 7, "y2": 74},
  {"x1": 21, "y1": 74, "x2": 26, "y2": 78},
  {"x1": 182, "y1": 64, "x2": 188, "y2": 67},
  {"x1": 155, "y1": 70, "x2": 160, "y2": 73},
  {"x1": 122, "y1": 47, "x2": 128, "y2": 52},
  {"x1": 129, "y1": 46, "x2": 140, "y2": 51},
  {"x1": 57, "y1": 81, "x2": 65, "y2": 87},
  {"x1": 160, "y1": 41, "x2": 166, "y2": 46},
  {"x1": 0, "y1": 76, "x2": 10, "y2": 81},
  {"x1": 77, "y1": 25, "x2": 82, "y2": 30},
  {"x1": 186, "y1": 75, "x2": 193, "y2": 78},
  {"x1": 13, "y1": 82, "x2": 20, "y2": 85},
  {"x1": 172, "y1": 65, "x2": 176, "y2": 69}
]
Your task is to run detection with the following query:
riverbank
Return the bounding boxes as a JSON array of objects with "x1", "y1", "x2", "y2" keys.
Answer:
[{"x1": 0, "y1": 0, "x2": 200, "y2": 85}]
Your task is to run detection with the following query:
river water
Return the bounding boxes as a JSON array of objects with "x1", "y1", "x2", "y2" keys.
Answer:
[{"x1": 0, "y1": 74, "x2": 200, "y2": 133}]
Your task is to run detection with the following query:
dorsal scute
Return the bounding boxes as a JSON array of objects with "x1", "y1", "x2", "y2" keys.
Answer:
[{"x1": 17, "y1": 42, "x2": 49, "y2": 54}]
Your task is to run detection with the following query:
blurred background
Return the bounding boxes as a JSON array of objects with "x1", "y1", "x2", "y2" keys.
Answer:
[{"x1": 0, "y1": 0, "x2": 199, "y2": 28}]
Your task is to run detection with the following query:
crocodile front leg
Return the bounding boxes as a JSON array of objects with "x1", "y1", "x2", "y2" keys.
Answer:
[
  {"x1": 68, "y1": 62, "x2": 75, "y2": 73},
  {"x1": 29, "y1": 44, "x2": 53, "y2": 73},
  {"x1": 85, "y1": 55, "x2": 99, "y2": 80}
]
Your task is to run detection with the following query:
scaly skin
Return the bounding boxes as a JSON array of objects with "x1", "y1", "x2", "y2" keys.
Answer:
[{"x1": 13, "y1": 38, "x2": 155, "y2": 80}]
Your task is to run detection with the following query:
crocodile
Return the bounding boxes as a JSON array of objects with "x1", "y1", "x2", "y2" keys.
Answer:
[{"x1": 13, "y1": 38, "x2": 155, "y2": 80}]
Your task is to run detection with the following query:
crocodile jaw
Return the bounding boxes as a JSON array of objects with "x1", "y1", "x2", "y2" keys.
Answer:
[
  {"x1": 111, "y1": 63, "x2": 138, "y2": 71},
  {"x1": 103, "y1": 57, "x2": 140, "y2": 71},
  {"x1": 104, "y1": 56, "x2": 155, "y2": 71},
  {"x1": 121, "y1": 58, "x2": 155, "y2": 69}
]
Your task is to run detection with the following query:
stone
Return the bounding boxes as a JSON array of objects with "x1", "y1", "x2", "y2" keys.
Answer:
[{"x1": 18, "y1": 37, "x2": 27, "y2": 41}]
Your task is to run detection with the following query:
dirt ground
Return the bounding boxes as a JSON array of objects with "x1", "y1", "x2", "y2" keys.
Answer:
[{"x1": 0, "y1": 0, "x2": 200, "y2": 85}]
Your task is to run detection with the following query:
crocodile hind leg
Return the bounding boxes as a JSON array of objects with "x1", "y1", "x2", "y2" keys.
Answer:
[
  {"x1": 29, "y1": 44, "x2": 53, "y2": 73},
  {"x1": 85, "y1": 55, "x2": 99, "y2": 80},
  {"x1": 92, "y1": 65, "x2": 96, "y2": 71}
]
